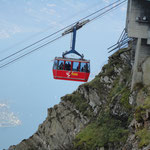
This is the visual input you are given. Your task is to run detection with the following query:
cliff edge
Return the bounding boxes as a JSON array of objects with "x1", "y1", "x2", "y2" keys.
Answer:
[{"x1": 8, "y1": 45, "x2": 150, "y2": 150}]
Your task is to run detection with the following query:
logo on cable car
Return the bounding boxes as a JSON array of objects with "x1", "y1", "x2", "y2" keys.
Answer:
[
  {"x1": 71, "y1": 72, "x2": 78, "y2": 76},
  {"x1": 66, "y1": 72, "x2": 71, "y2": 78},
  {"x1": 66, "y1": 72, "x2": 78, "y2": 77}
]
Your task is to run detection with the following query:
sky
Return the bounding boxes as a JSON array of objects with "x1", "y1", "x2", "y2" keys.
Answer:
[{"x1": 0, "y1": 0, "x2": 127, "y2": 149}]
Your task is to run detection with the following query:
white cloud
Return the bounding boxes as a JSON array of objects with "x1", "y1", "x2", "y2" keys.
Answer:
[
  {"x1": 0, "y1": 102, "x2": 21, "y2": 127},
  {"x1": 47, "y1": 4, "x2": 56, "y2": 7},
  {"x1": 0, "y1": 20, "x2": 23, "y2": 39},
  {"x1": 0, "y1": 103, "x2": 8, "y2": 108},
  {"x1": 102, "y1": 0, "x2": 110, "y2": 3},
  {"x1": 40, "y1": 7, "x2": 56, "y2": 16},
  {"x1": 0, "y1": 30, "x2": 10, "y2": 39},
  {"x1": 61, "y1": 0, "x2": 87, "y2": 11},
  {"x1": 25, "y1": 6, "x2": 58, "y2": 25}
]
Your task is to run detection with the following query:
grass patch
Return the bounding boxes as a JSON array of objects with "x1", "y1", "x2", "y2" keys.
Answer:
[
  {"x1": 101, "y1": 63, "x2": 115, "y2": 77},
  {"x1": 135, "y1": 96, "x2": 150, "y2": 123},
  {"x1": 120, "y1": 88, "x2": 132, "y2": 110},
  {"x1": 136, "y1": 128, "x2": 150, "y2": 148},
  {"x1": 135, "y1": 93, "x2": 150, "y2": 148},
  {"x1": 109, "y1": 77, "x2": 121, "y2": 99},
  {"x1": 61, "y1": 92, "x2": 93, "y2": 118},
  {"x1": 74, "y1": 112, "x2": 128, "y2": 150},
  {"x1": 108, "y1": 65, "x2": 132, "y2": 111},
  {"x1": 84, "y1": 76, "x2": 103, "y2": 90},
  {"x1": 109, "y1": 77, "x2": 132, "y2": 111},
  {"x1": 135, "y1": 106, "x2": 145, "y2": 123}
]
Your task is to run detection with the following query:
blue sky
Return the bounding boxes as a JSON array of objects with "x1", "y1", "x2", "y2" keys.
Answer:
[{"x1": 0, "y1": 0, "x2": 127, "y2": 149}]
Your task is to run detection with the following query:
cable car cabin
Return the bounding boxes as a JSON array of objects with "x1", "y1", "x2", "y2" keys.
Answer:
[
  {"x1": 53, "y1": 21, "x2": 91, "y2": 82},
  {"x1": 53, "y1": 57, "x2": 90, "y2": 82}
]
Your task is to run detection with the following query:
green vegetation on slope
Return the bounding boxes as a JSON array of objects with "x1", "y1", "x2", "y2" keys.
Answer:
[
  {"x1": 135, "y1": 96, "x2": 150, "y2": 123},
  {"x1": 72, "y1": 49, "x2": 133, "y2": 150},
  {"x1": 135, "y1": 95, "x2": 150, "y2": 148},
  {"x1": 109, "y1": 65, "x2": 132, "y2": 112},
  {"x1": 136, "y1": 128, "x2": 150, "y2": 148},
  {"x1": 74, "y1": 112, "x2": 129, "y2": 150},
  {"x1": 61, "y1": 91, "x2": 94, "y2": 118}
]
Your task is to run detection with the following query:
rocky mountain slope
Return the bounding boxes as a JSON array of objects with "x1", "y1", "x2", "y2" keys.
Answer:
[{"x1": 8, "y1": 45, "x2": 150, "y2": 150}]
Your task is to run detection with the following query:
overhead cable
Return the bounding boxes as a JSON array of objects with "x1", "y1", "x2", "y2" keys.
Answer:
[
  {"x1": 0, "y1": 0, "x2": 126, "y2": 63},
  {"x1": 0, "y1": 0, "x2": 127, "y2": 69},
  {"x1": 0, "y1": 36, "x2": 63, "y2": 69}
]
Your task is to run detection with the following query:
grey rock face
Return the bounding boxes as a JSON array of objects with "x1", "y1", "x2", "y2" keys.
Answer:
[
  {"x1": 9, "y1": 101, "x2": 89, "y2": 150},
  {"x1": 110, "y1": 95, "x2": 129, "y2": 119},
  {"x1": 77, "y1": 86, "x2": 103, "y2": 114}
]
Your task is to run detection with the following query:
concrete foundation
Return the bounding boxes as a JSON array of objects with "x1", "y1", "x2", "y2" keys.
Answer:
[
  {"x1": 131, "y1": 38, "x2": 150, "y2": 88},
  {"x1": 142, "y1": 56, "x2": 150, "y2": 85},
  {"x1": 126, "y1": 0, "x2": 150, "y2": 40},
  {"x1": 126, "y1": 0, "x2": 150, "y2": 88}
]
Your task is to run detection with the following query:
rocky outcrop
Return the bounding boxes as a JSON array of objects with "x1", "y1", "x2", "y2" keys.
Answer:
[
  {"x1": 9, "y1": 101, "x2": 89, "y2": 150},
  {"x1": 8, "y1": 46, "x2": 150, "y2": 150},
  {"x1": 123, "y1": 86, "x2": 150, "y2": 150}
]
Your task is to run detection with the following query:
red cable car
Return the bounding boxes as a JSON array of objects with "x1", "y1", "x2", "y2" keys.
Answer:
[
  {"x1": 53, "y1": 57, "x2": 90, "y2": 82},
  {"x1": 52, "y1": 20, "x2": 90, "y2": 82}
]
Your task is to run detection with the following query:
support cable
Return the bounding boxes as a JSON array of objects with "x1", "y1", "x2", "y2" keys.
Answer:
[
  {"x1": 0, "y1": 0, "x2": 127, "y2": 69},
  {"x1": 0, "y1": 35, "x2": 63, "y2": 69},
  {"x1": 90, "y1": 0, "x2": 127, "y2": 22},
  {"x1": 0, "y1": 0, "x2": 126, "y2": 63}
]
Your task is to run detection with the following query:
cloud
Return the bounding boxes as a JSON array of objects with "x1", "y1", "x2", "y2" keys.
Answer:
[
  {"x1": 40, "y1": 7, "x2": 56, "y2": 16},
  {"x1": 102, "y1": 0, "x2": 110, "y2": 3},
  {"x1": 61, "y1": 0, "x2": 87, "y2": 11},
  {"x1": 0, "y1": 20, "x2": 23, "y2": 39},
  {"x1": 25, "y1": 6, "x2": 58, "y2": 25},
  {"x1": 0, "y1": 30, "x2": 10, "y2": 39},
  {"x1": 47, "y1": 3, "x2": 56, "y2": 7},
  {"x1": 0, "y1": 102, "x2": 21, "y2": 127},
  {"x1": 0, "y1": 103, "x2": 8, "y2": 108}
]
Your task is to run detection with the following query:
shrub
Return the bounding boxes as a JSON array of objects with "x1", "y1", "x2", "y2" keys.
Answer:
[
  {"x1": 136, "y1": 128, "x2": 150, "y2": 148},
  {"x1": 74, "y1": 112, "x2": 128, "y2": 150}
]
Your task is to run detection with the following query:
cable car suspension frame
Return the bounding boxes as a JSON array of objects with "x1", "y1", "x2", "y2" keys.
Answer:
[{"x1": 62, "y1": 20, "x2": 90, "y2": 59}]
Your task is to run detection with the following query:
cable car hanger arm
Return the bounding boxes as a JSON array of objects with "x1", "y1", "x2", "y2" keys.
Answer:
[
  {"x1": 62, "y1": 26, "x2": 83, "y2": 58},
  {"x1": 62, "y1": 20, "x2": 89, "y2": 59},
  {"x1": 62, "y1": 19, "x2": 90, "y2": 36}
]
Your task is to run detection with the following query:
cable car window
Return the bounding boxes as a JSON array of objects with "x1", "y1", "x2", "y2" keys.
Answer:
[
  {"x1": 80, "y1": 62, "x2": 90, "y2": 72},
  {"x1": 72, "y1": 62, "x2": 79, "y2": 71},
  {"x1": 65, "y1": 61, "x2": 71, "y2": 70},
  {"x1": 53, "y1": 59, "x2": 58, "y2": 70},
  {"x1": 58, "y1": 60, "x2": 64, "y2": 70},
  {"x1": 86, "y1": 63, "x2": 90, "y2": 73}
]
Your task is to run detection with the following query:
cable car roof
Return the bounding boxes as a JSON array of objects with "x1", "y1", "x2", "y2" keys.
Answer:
[{"x1": 55, "y1": 57, "x2": 90, "y2": 63}]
